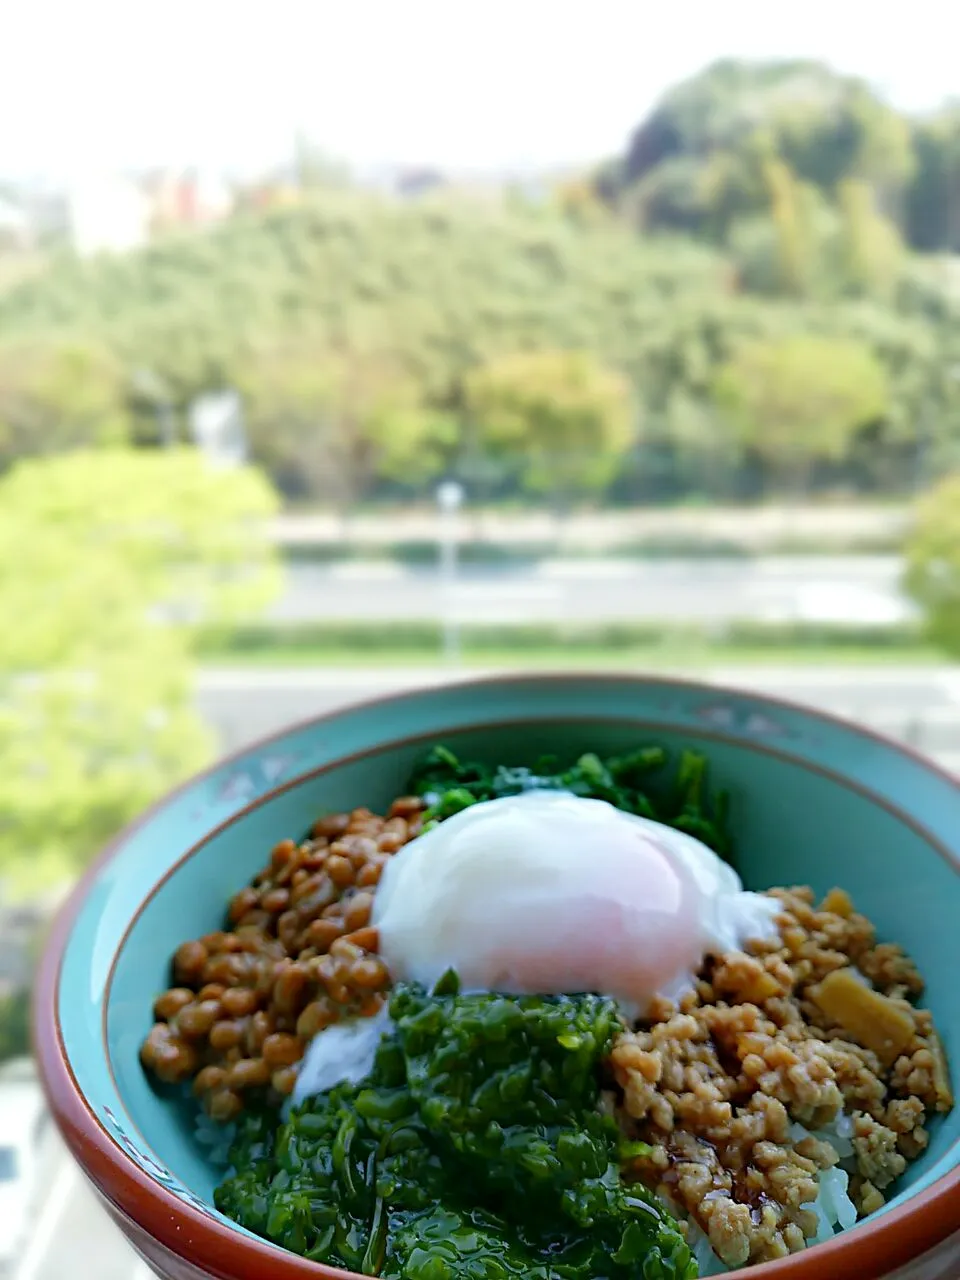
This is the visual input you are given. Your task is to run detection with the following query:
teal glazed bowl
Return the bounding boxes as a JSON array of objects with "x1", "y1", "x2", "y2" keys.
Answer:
[{"x1": 34, "y1": 674, "x2": 960, "y2": 1280}]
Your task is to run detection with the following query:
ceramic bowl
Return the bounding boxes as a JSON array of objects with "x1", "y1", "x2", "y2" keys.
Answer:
[{"x1": 34, "y1": 673, "x2": 960, "y2": 1280}]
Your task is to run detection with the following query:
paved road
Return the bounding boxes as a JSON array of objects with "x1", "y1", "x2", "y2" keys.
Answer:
[
  {"x1": 271, "y1": 556, "x2": 911, "y2": 624},
  {"x1": 195, "y1": 664, "x2": 960, "y2": 774}
]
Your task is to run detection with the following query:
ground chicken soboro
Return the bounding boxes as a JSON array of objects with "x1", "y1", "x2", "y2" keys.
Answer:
[{"x1": 609, "y1": 886, "x2": 953, "y2": 1269}]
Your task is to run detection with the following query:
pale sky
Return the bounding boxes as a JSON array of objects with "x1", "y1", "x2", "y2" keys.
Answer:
[{"x1": 4, "y1": 0, "x2": 960, "y2": 182}]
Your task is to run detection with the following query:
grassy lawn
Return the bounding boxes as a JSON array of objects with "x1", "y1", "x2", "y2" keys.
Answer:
[
  {"x1": 197, "y1": 617, "x2": 948, "y2": 670},
  {"x1": 201, "y1": 641, "x2": 942, "y2": 670}
]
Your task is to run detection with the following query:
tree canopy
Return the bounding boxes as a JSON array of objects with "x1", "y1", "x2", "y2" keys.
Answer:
[
  {"x1": 464, "y1": 350, "x2": 635, "y2": 501},
  {"x1": 0, "y1": 337, "x2": 130, "y2": 467},
  {"x1": 240, "y1": 337, "x2": 458, "y2": 504},
  {"x1": 0, "y1": 447, "x2": 280, "y2": 889},
  {"x1": 904, "y1": 474, "x2": 960, "y2": 656},
  {"x1": 712, "y1": 335, "x2": 889, "y2": 491},
  {"x1": 0, "y1": 59, "x2": 956, "y2": 505},
  {"x1": 609, "y1": 60, "x2": 914, "y2": 241}
]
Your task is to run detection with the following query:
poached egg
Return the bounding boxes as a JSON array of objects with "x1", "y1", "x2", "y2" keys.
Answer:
[
  {"x1": 372, "y1": 790, "x2": 779, "y2": 1017},
  {"x1": 293, "y1": 791, "x2": 780, "y2": 1104}
]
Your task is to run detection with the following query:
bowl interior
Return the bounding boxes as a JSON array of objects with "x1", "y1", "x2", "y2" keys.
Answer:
[{"x1": 54, "y1": 677, "x2": 960, "y2": 1256}]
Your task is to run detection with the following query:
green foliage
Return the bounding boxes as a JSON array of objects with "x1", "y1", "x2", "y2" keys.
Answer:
[
  {"x1": 0, "y1": 62, "x2": 956, "y2": 505},
  {"x1": 712, "y1": 335, "x2": 889, "y2": 491},
  {"x1": 0, "y1": 447, "x2": 281, "y2": 668},
  {"x1": 240, "y1": 337, "x2": 458, "y2": 503},
  {"x1": 0, "y1": 197, "x2": 728, "y2": 399},
  {"x1": 761, "y1": 157, "x2": 821, "y2": 297},
  {"x1": 614, "y1": 60, "x2": 914, "y2": 241},
  {"x1": 0, "y1": 985, "x2": 30, "y2": 1063},
  {"x1": 464, "y1": 350, "x2": 634, "y2": 500},
  {"x1": 408, "y1": 743, "x2": 731, "y2": 861},
  {"x1": 216, "y1": 981, "x2": 695, "y2": 1279},
  {"x1": 0, "y1": 448, "x2": 281, "y2": 889},
  {"x1": 0, "y1": 337, "x2": 130, "y2": 467},
  {"x1": 905, "y1": 109, "x2": 960, "y2": 252},
  {"x1": 903, "y1": 474, "x2": 960, "y2": 655},
  {"x1": 835, "y1": 180, "x2": 905, "y2": 299}
]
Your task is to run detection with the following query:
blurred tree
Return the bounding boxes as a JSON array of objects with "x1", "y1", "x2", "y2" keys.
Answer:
[
  {"x1": 727, "y1": 178, "x2": 904, "y2": 303},
  {"x1": 609, "y1": 60, "x2": 915, "y2": 240},
  {"x1": 0, "y1": 922, "x2": 41, "y2": 1064},
  {"x1": 762, "y1": 158, "x2": 819, "y2": 296},
  {"x1": 698, "y1": 140, "x2": 771, "y2": 242},
  {"x1": 241, "y1": 338, "x2": 457, "y2": 505},
  {"x1": 777, "y1": 81, "x2": 914, "y2": 196},
  {"x1": 905, "y1": 110, "x2": 960, "y2": 251},
  {"x1": 618, "y1": 157, "x2": 712, "y2": 236},
  {"x1": 834, "y1": 179, "x2": 904, "y2": 299},
  {"x1": 0, "y1": 171, "x2": 951, "y2": 503},
  {"x1": 903, "y1": 474, "x2": 960, "y2": 655},
  {"x1": 0, "y1": 986, "x2": 29, "y2": 1063},
  {"x1": 659, "y1": 392, "x2": 738, "y2": 499},
  {"x1": 553, "y1": 174, "x2": 612, "y2": 226},
  {"x1": 464, "y1": 350, "x2": 634, "y2": 504},
  {"x1": 0, "y1": 338, "x2": 130, "y2": 468},
  {"x1": 712, "y1": 335, "x2": 889, "y2": 493},
  {"x1": 725, "y1": 150, "x2": 852, "y2": 300},
  {"x1": 729, "y1": 212, "x2": 811, "y2": 299},
  {"x1": 0, "y1": 448, "x2": 280, "y2": 889},
  {"x1": 818, "y1": 304, "x2": 944, "y2": 468}
]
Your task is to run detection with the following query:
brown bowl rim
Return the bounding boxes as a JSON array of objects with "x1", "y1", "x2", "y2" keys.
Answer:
[{"x1": 33, "y1": 669, "x2": 960, "y2": 1280}]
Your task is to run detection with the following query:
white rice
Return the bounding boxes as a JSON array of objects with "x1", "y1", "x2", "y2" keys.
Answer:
[
  {"x1": 675, "y1": 1114, "x2": 860, "y2": 1273},
  {"x1": 686, "y1": 1222, "x2": 732, "y2": 1277},
  {"x1": 192, "y1": 1007, "x2": 393, "y2": 1168},
  {"x1": 793, "y1": 1115, "x2": 859, "y2": 1245},
  {"x1": 290, "y1": 1005, "x2": 392, "y2": 1109},
  {"x1": 193, "y1": 1106, "x2": 236, "y2": 1168}
]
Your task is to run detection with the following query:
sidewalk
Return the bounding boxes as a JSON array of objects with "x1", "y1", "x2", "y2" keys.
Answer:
[{"x1": 269, "y1": 505, "x2": 910, "y2": 550}]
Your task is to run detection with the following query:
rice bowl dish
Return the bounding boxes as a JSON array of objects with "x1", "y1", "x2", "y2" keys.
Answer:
[{"x1": 139, "y1": 742, "x2": 955, "y2": 1279}]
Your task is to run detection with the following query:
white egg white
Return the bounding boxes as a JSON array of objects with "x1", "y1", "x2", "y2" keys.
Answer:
[{"x1": 372, "y1": 791, "x2": 779, "y2": 1017}]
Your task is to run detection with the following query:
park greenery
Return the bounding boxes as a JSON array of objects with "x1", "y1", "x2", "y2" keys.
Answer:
[
  {"x1": 0, "y1": 60, "x2": 956, "y2": 511},
  {"x1": 463, "y1": 350, "x2": 635, "y2": 500},
  {"x1": 0, "y1": 447, "x2": 280, "y2": 892},
  {"x1": 711, "y1": 335, "x2": 890, "y2": 493},
  {"x1": 904, "y1": 476, "x2": 960, "y2": 658},
  {"x1": 0, "y1": 986, "x2": 29, "y2": 1063}
]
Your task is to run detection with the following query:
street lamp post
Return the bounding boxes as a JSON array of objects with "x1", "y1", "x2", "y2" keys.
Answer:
[{"x1": 436, "y1": 480, "x2": 465, "y2": 664}]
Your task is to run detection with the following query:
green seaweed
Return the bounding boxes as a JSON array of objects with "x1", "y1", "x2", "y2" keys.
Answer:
[
  {"x1": 215, "y1": 978, "x2": 697, "y2": 1278},
  {"x1": 408, "y1": 743, "x2": 732, "y2": 862}
]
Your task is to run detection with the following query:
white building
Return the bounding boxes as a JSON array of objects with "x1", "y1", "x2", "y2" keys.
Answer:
[{"x1": 65, "y1": 173, "x2": 150, "y2": 256}]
